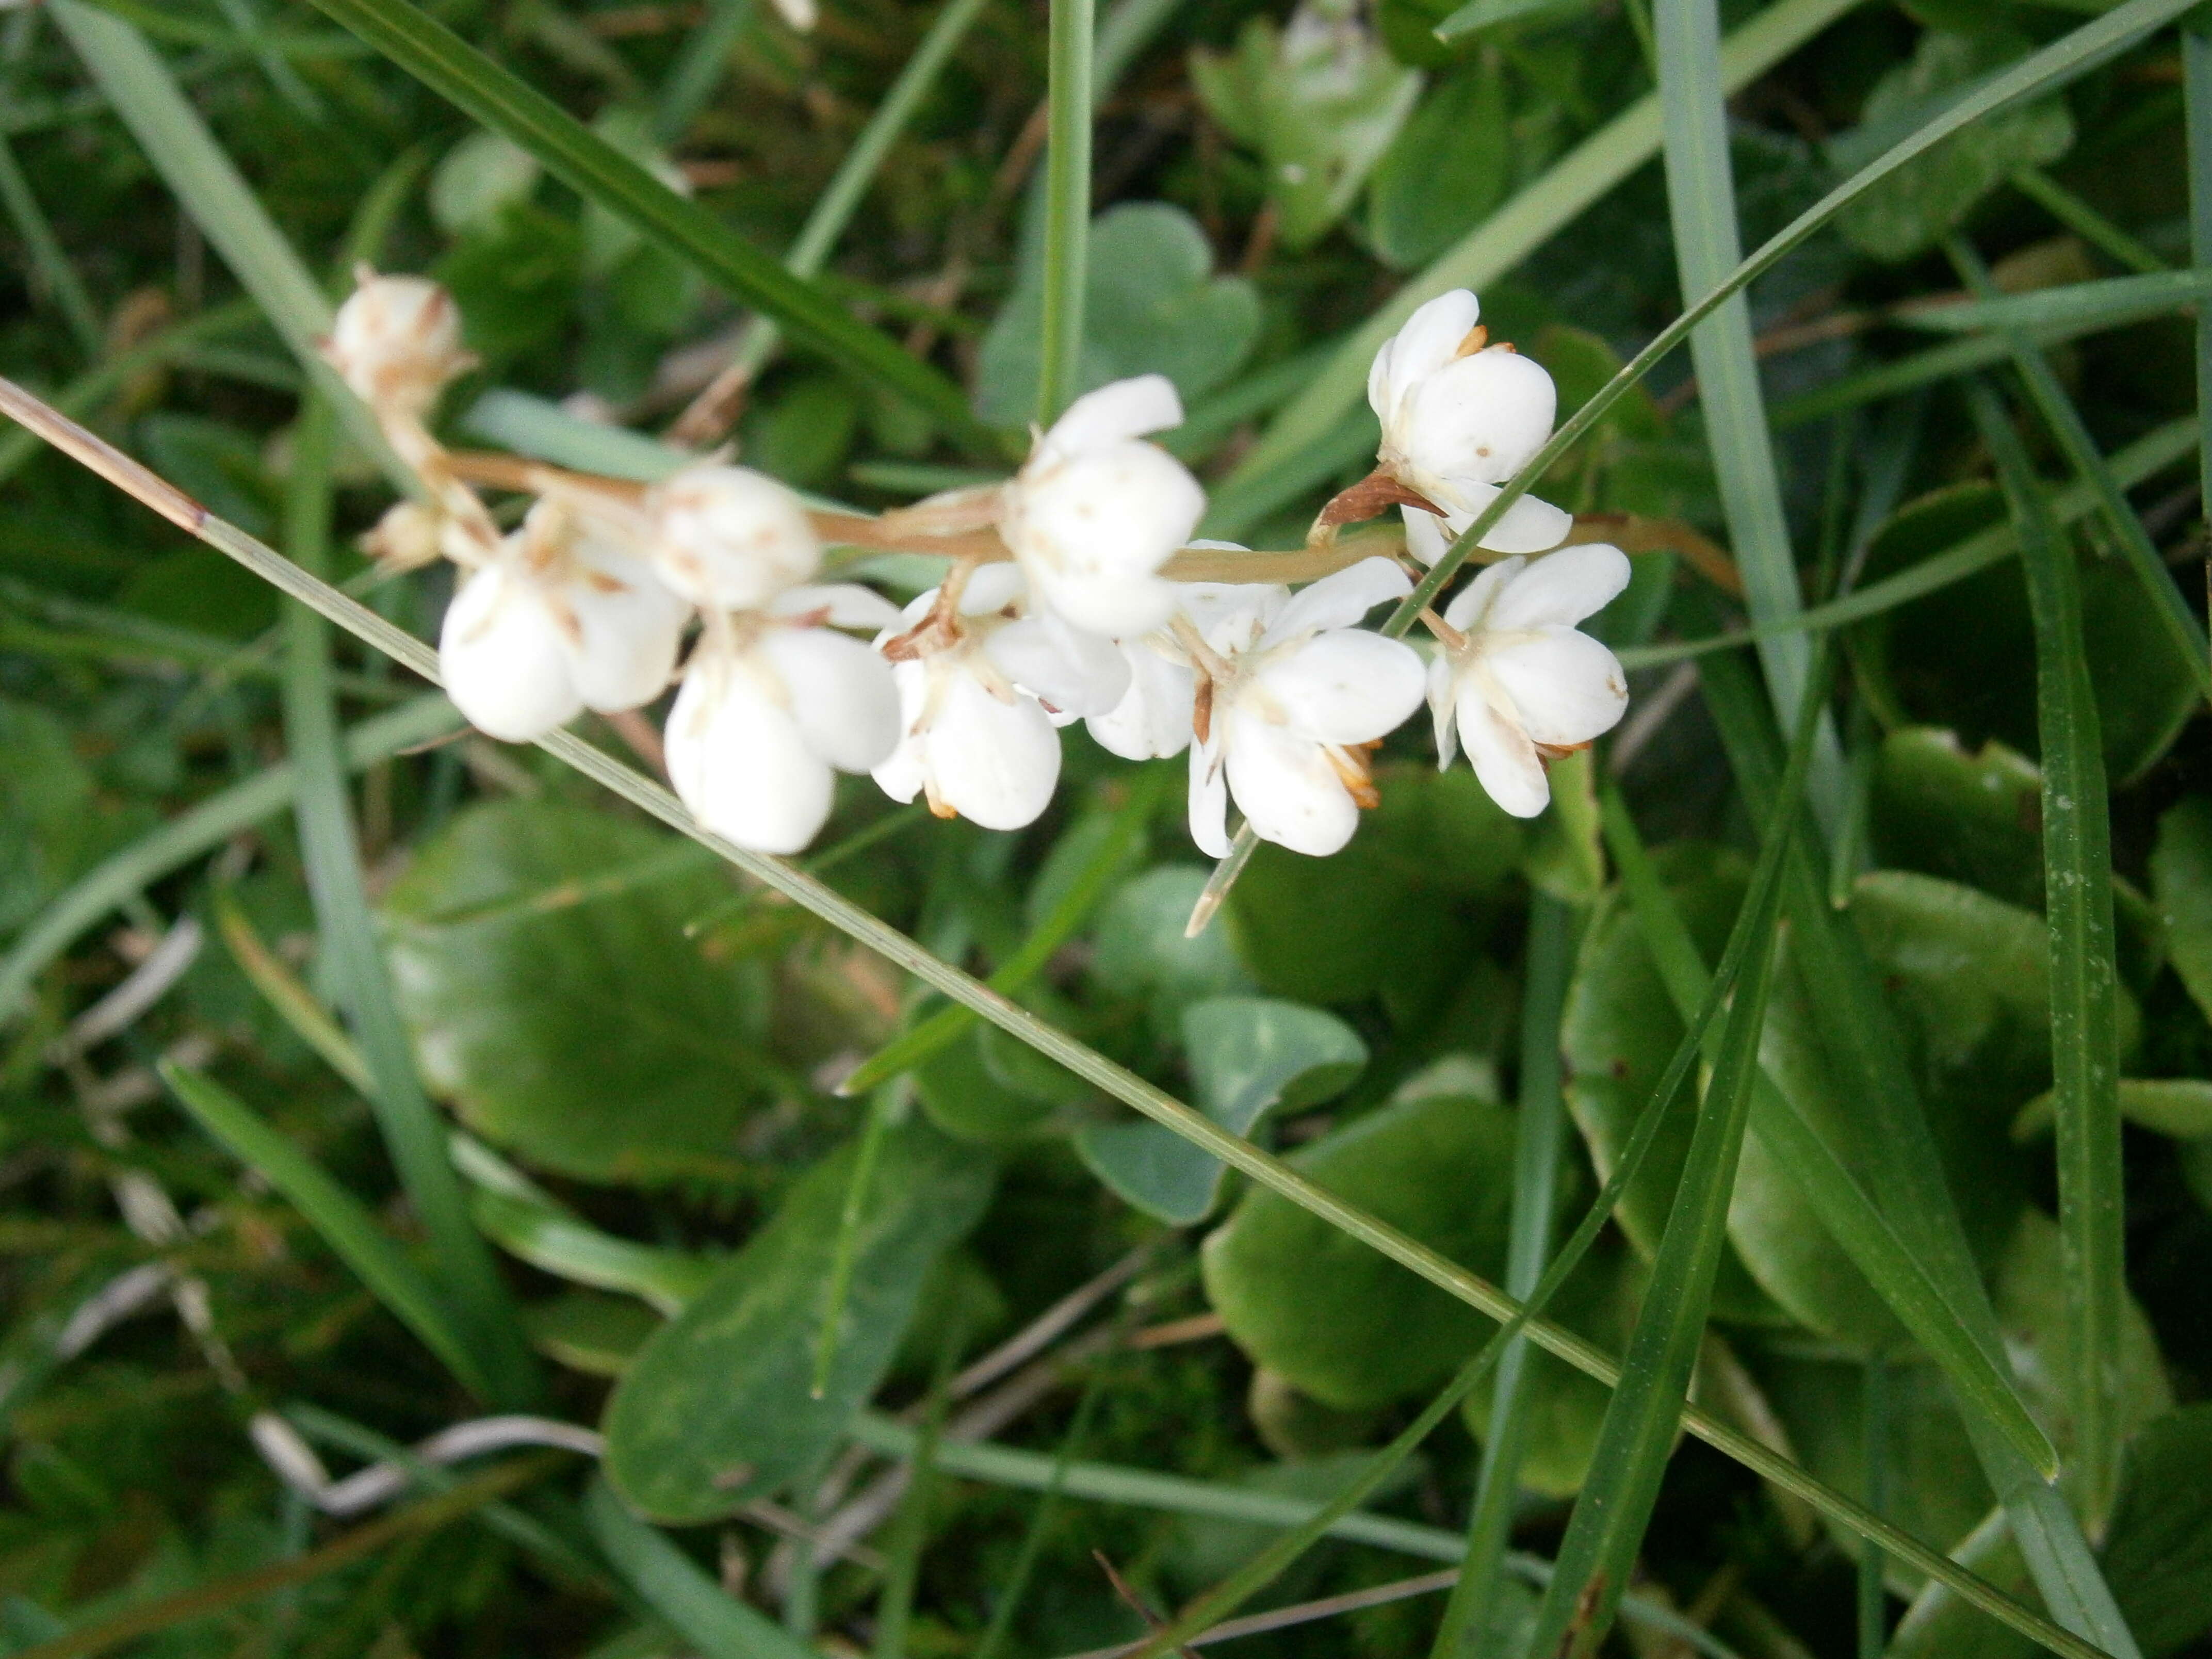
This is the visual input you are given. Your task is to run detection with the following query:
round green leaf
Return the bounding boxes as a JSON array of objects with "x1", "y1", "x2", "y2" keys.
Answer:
[{"x1": 1870, "y1": 727, "x2": 2044, "y2": 913}]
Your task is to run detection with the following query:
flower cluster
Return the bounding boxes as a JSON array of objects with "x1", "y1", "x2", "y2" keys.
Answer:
[{"x1": 324, "y1": 273, "x2": 1634, "y2": 861}]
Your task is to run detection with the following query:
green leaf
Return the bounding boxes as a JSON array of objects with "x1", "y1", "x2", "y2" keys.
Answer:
[
  {"x1": 299, "y1": 0, "x2": 998, "y2": 451},
  {"x1": 428, "y1": 131, "x2": 541, "y2": 234},
  {"x1": 2015, "y1": 1078, "x2": 2212, "y2": 1142},
  {"x1": 2100, "y1": 1405, "x2": 2212, "y2": 1657},
  {"x1": 471, "y1": 1189, "x2": 720, "y2": 1316},
  {"x1": 602, "y1": 1122, "x2": 993, "y2": 1520},
  {"x1": 1189, "y1": 0, "x2": 1421, "y2": 250},
  {"x1": 526, "y1": 1291, "x2": 662, "y2": 1377},
  {"x1": 158, "y1": 1062, "x2": 491, "y2": 1400},
  {"x1": 2150, "y1": 798, "x2": 2212, "y2": 1027},
  {"x1": 0, "y1": 699, "x2": 112, "y2": 938},
  {"x1": 1832, "y1": 30, "x2": 2075, "y2": 264},
  {"x1": 584, "y1": 1477, "x2": 819, "y2": 1659},
  {"x1": 1367, "y1": 62, "x2": 1512, "y2": 270},
  {"x1": 1089, "y1": 865, "x2": 1258, "y2": 1012},
  {"x1": 1078, "y1": 997, "x2": 1368, "y2": 1224},
  {"x1": 380, "y1": 800, "x2": 773, "y2": 1183},
  {"x1": 976, "y1": 203, "x2": 1260, "y2": 428},
  {"x1": 1869, "y1": 727, "x2": 2045, "y2": 913}
]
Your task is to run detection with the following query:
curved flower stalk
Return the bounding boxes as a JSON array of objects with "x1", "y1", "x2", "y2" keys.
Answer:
[
  {"x1": 668, "y1": 584, "x2": 904, "y2": 854},
  {"x1": 439, "y1": 497, "x2": 688, "y2": 742},
  {"x1": 999, "y1": 374, "x2": 1207, "y2": 639},
  {"x1": 1367, "y1": 288, "x2": 1573, "y2": 561},
  {"x1": 1429, "y1": 542, "x2": 1632, "y2": 818},
  {"x1": 1182, "y1": 557, "x2": 1427, "y2": 858}
]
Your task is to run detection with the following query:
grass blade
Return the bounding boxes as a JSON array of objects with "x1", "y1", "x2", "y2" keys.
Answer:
[
  {"x1": 1859, "y1": 1355, "x2": 1890, "y2": 1659},
  {"x1": 654, "y1": 0, "x2": 754, "y2": 145},
  {"x1": 1037, "y1": 0, "x2": 1094, "y2": 421},
  {"x1": 48, "y1": 1, "x2": 405, "y2": 485},
  {"x1": 1945, "y1": 237, "x2": 2211, "y2": 707},
  {"x1": 0, "y1": 381, "x2": 2113, "y2": 1659},
  {"x1": 1524, "y1": 650, "x2": 1824, "y2": 1659},
  {"x1": 299, "y1": 0, "x2": 997, "y2": 452},
  {"x1": 1968, "y1": 380, "x2": 2128, "y2": 1529},
  {"x1": 2189, "y1": 18, "x2": 2212, "y2": 576},
  {"x1": 2010, "y1": 166, "x2": 2169, "y2": 276},
  {"x1": 0, "y1": 692, "x2": 459, "y2": 1022},
  {"x1": 1654, "y1": 0, "x2": 1835, "y2": 829},
  {"x1": 282, "y1": 393, "x2": 538, "y2": 1408},
  {"x1": 584, "y1": 1476, "x2": 819, "y2": 1659},
  {"x1": 840, "y1": 772, "x2": 1161, "y2": 1094},
  {"x1": 0, "y1": 132, "x2": 101, "y2": 357},
  {"x1": 1893, "y1": 270, "x2": 2205, "y2": 336},
  {"x1": 1375, "y1": 0, "x2": 2203, "y2": 636},
  {"x1": 1427, "y1": 893, "x2": 1576, "y2": 1659},
  {"x1": 212, "y1": 886, "x2": 373, "y2": 1094},
  {"x1": 156, "y1": 1062, "x2": 490, "y2": 1400}
]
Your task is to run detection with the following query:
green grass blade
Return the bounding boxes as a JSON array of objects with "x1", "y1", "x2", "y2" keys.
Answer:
[
  {"x1": 809, "y1": 1089, "x2": 896, "y2": 1394},
  {"x1": 724, "y1": 0, "x2": 990, "y2": 389},
  {"x1": 48, "y1": 1, "x2": 406, "y2": 486},
  {"x1": 584, "y1": 1476, "x2": 819, "y2": 1659},
  {"x1": 1524, "y1": 651, "x2": 1824, "y2": 1659},
  {"x1": 1428, "y1": 893, "x2": 1577, "y2": 1659},
  {"x1": 1653, "y1": 0, "x2": 1835, "y2": 829},
  {"x1": 1374, "y1": 0, "x2": 2203, "y2": 637},
  {"x1": 299, "y1": 0, "x2": 997, "y2": 453},
  {"x1": 2011, "y1": 166, "x2": 2169, "y2": 276},
  {"x1": 468, "y1": 1189, "x2": 718, "y2": 1316},
  {"x1": 0, "y1": 692, "x2": 459, "y2": 1022},
  {"x1": 157, "y1": 1062, "x2": 492, "y2": 1400},
  {"x1": 1858, "y1": 1355, "x2": 1889, "y2": 1659},
  {"x1": 1945, "y1": 238, "x2": 2211, "y2": 707},
  {"x1": 0, "y1": 132, "x2": 102, "y2": 357},
  {"x1": 1, "y1": 396, "x2": 2111, "y2": 1659},
  {"x1": 1969, "y1": 379, "x2": 2128, "y2": 1530},
  {"x1": 971, "y1": 1355, "x2": 1115, "y2": 1659},
  {"x1": 653, "y1": 0, "x2": 754, "y2": 145},
  {"x1": 282, "y1": 393, "x2": 538, "y2": 1408},
  {"x1": 839, "y1": 773, "x2": 1160, "y2": 1094},
  {"x1": 1225, "y1": 0, "x2": 1859, "y2": 510},
  {"x1": 212, "y1": 886, "x2": 374, "y2": 1094},
  {"x1": 1893, "y1": 270, "x2": 2205, "y2": 336},
  {"x1": 2189, "y1": 19, "x2": 2212, "y2": 572},
  {"x1": 1037, "y1": 0, "x2": 1094, "y2": 421}
]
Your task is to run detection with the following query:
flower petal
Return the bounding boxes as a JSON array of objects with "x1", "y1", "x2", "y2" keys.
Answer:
[
  {"x1": 1485, "y1": 627, "x2": 1629, "y2": 747},
  {"x1": 1487, "y1": 543, "x2": 1632, "y2": 631},
  {"x1": 1259, "y1": 556, "x2": 1411, "y2": 646},
  {"x1": 1036, "y1": 373, "x2": 1184, "y2": 463},
  {"x1": 1188, "y1": 734, "x2": 1231, "y2": 858},
  {"x1": 1257, "y1": 629, "x2": 1426, "y2": 744},
  {"x1": 1428, "y1": 649, "x2": 1459, "y2": 770},
  {"x1": 562, "y1": 546, "x2": 688, "y2": 713},
  {"x1": 773, "y1": 582, "x2": 905, "y2": 631},
  {"x1": 928, "y1": 672, "x2": 1062, "y2": 829},
  {"x1": 1010, "y1": 441, "x2": 1204, "y2": 637},
  {"x1": 760, "y1": 627, "x2": 902, "y2": 772},
  {"x1": 1225, "y1": 715, "x2": 1360, "y2": 857},
  {"x1": 438, "y1": 565, "x2": 582, "y2": 742},
  {"x1": 1442, "y1": 556, "x2": 1521, "y2": 631},
  {"x1": 665, "y1": 662, "x2": 834, "y2": 854},
  {"x1": 985, "y1": 611, "x2": 1132, "y2": 717},
  {"x1": 1087, "y1": 639, "x2": 1195, "y2": 760},
  {"x1": 1370, "y1": 289, "x2": 1481, "y2": 432},
  {"x1": 1399, "y1": 347, "x2": 1556, "y2": 487},
  {"x1": 1401, "y1": 506, "x2": 1451, "y2": 567},
  {"x1": 647, "y1": 462, "x2": 820, "y2": 609},
  {"x1": 1457, "y1": 677, "x2": 1549, "y2": 818}
]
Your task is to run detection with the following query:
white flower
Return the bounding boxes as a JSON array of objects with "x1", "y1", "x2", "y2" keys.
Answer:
[
  {"x1": 438, "y1": 498, "x2": 688, "y2": 742},
  {"x1": 1184, "y1": 558, "x2": 1427, "y2": 858},
  {"x1": 646, "y1": 463, "x2": 821, "y2": 610},
  {"x1": 1085, "y1": 632, "x2": 1197, "y2": 760},
  {"x1": 1430, "y1": 543, "x2": 1632, "y2": 818},
  {"x1": 1368, "y1": 289, "x2": 1572, "y2": 560},
  {"x1": 999, "y1": 375, "x2": 1206, "y2": 639},
  {"x1": 871, "y1": 565, "x2": 1066, "y2": 830},
  {"x1": 324, "y1": 269, "x2": 474, "y2": 419},
  {"x1": 666, "y1": 585, "x2": 903, "y2": 854}
]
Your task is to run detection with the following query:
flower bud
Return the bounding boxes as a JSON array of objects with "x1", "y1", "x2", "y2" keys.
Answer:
[
  {"x1": 647, "y1": 463, "x2": 821, "y2": 610},
  {"x1": 325, "y1": 271, "x2": 472, "y2": 418}
]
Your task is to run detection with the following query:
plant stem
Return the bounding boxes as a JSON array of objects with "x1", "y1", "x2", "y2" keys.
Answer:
[{"x1": 1037, "y1": 0, "x2": 1094, "y2": 423}]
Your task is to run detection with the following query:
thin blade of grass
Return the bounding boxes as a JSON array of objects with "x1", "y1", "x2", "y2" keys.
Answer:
[
  {"x1": 299, "y1": 0, "x2": 997, "y2": 452},
  {"x1": 48, "y1": 1, "x2": 405, "y2": 485},
  {"x1": 1427, "y1": 892, "x2": 1577, "y2": 1659},
  {"x1": 1858, "y1": 1355, "x2": 1890, "y2": 1659},
  {"x1": 1945, "y1": 237, "x2": 2211, "y2": 707},
  {"x1": 282, "y1": 392, "x2": 537, "y2": 1408},
  {"x1": 1377, "y1": 0, "x2": 2201, "y2": 636},
  {"x1": 0, "y1": 131, "x2": 101, "y2": 357},
  {"x1": 584, "y1": 1476, "x2": 820, "y2": 1659},
  {"x1": 0, "y1": 384, "x2": 2111, "y2": 1659},
  {"x1": 2010, "y1": 166, "x2": 2169, "y2": 276},
  {"x1": 1967, "y1": 379, "x2": 2128, "y2": 1528},
  {"x1": 212, "y1": 886, "x2": 373, "y2": 1095},
  {"x1": 156, "y1": 1062, "x2": 490, "y2": 1400},
  {"x1": 1523, "y1": 648, "x2": 1826, "y2": 1659},
  {"x1": 809, "y1": 1087, "x2": 897, "y2": 1394},
  {"x1": 973, "y1": 1351, "x2": 1117, "y2": 1659},
  {"x1": 1892, "y1": 270, "x2": 2204, "y2": 335},
  {"x1": 0, "y1": 692, "x2": 459, "y2": 1022},
  {"x1": 1037, "y1": 0, "x2": 1094, "y2": 422},
  {"x1": 2189, "y1": 19, "x2": 2212, "y2": 582},
  {"x1": 1695, "y1": 648, "x2": 2141, "y2": 1658},
  {"x1": 841, "y1": 772, "x2": 1161, "y2": 1094},
  {"x1": 1654, "y1": 0, "x2": 1835, "y2": 828},
  {"x1": 653, "y1": 0, "x2": 754, "y2": 145}
]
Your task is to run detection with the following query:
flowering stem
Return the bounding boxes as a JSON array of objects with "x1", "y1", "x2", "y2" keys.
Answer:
[{"x1": 1036, "y1": 0, "x2": 1094, "y2": 422}]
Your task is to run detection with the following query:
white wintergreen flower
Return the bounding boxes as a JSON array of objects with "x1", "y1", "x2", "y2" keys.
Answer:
[
  {"x1": 1184, "y1": 557, "x2": 1427, "y2": 858},
  {"x1": 1368, "y1": 288, "x2": 1572, "y2": 560},
  {"x1": 646, "y1": 462, "x2": 821, "y2": 610},
  {"x1": 1085, "y1": 632, "x2": 1197, "y2": 760},
  {"x1": 324, "y1": 269, "x2": 474, "y2": 419},
  {"x1": 1429, "y1": 542, "x2": 1632, "y2": 819},
  {"x1": 666, "y1": 585, "x2": 904, "y2": 854},
  {"x1": 999, "y1": 375, "x2": 1207, "y2": 640},
  {"x1": 870, "y1": 565, "x2": 1068, "y2": 830},
  {"x1": 438, "y1": 498, "x2": 688, "y2": 743}
]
